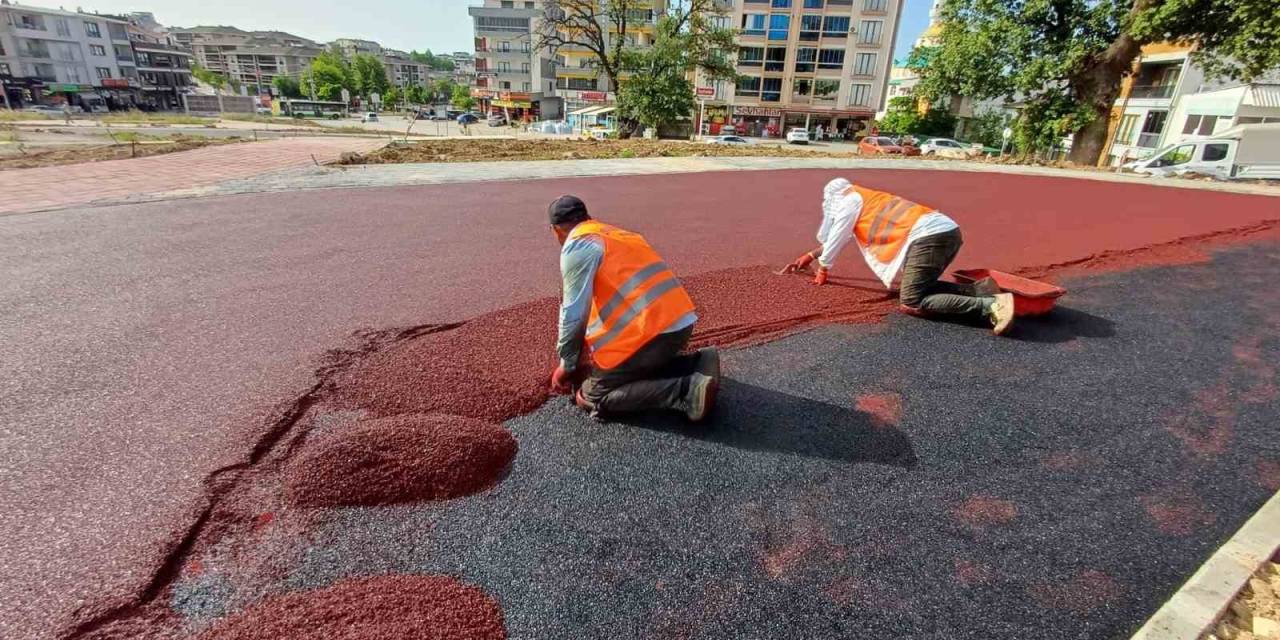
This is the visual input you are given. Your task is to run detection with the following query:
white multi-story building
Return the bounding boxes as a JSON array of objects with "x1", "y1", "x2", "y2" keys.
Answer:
[
  {"x1": 126, "y1": 12, "x2": 193, "y2": 111},
  {"x1": 0, "y1": 1, "x2": 139, "y2": 109},
  {"x1": 171, "y1": 26, "x2": 323, "y2": 96},
  {"x1": 724, "y1": 0, "x2": 905, "y2": 139},
  {"x1": 468, "y1": 0, "x2": 557, "y2": 118}
]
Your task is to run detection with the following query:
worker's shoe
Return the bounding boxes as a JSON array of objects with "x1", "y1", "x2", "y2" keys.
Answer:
[
  {"x1": 681, "y1": 373, "x2": 718, "y2": 423},
  {"x1": 696, "y1": 348, "x2": 721, "y2": 381},
  {"x1": 972, "y1": 276, "x2": 1001, "y2": 297},
  {"x1": 574, "y1": 388, "x2": 595, "y2": 413},
  {"x1": 988, "y1": 293, "x2": 1016, "y2": 336}
]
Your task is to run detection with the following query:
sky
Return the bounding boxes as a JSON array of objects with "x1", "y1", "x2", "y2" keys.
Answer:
[{"x1": 23, "y1": 0, "x2": 931, "y2": 60}]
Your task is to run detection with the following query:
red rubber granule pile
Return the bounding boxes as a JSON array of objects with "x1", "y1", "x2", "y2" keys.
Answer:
[
  {"x1": 283, "y1": 414, "x2": 517, "y2": 508},
  {"x1": 196, "y1": 574, "x2": 506, "y2": 640}
]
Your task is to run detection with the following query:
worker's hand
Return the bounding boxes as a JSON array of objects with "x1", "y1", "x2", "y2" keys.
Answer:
[
  {"x1": 782, "y1": 252, "x2": 815, "y2": 274},
  {"x1": 812, "y1": 267, "x2": 829, "y2": 286},
  {"x1": 550, "y1": 365, "x2": 574, "y2": 395}
]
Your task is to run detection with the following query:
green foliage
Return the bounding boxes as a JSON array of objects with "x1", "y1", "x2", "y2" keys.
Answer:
[
  {"x1": 410, "y1": 49, "x2": 456, "y2": 71},
  {"x1": 405, "y1": 85, "x2": 428, "y2": 105},
  {"x1": 878, "y1": 96, "x2": 956, "y2": 138},
  {"x1": 301, "y1": 51, "x2": 355, "y2": 101},
  {"x1": 614, "y1": 1, "x2": 738, "y2": 132},
  {"x1": 351, "y1": 54, "x2": 390, "y2": 98},
  {"x1": 433, "y1": 78, "x2": 457, "y2": 103},
  {"x1": 450, "y1": 84, "x2": 474, "y2": 110},
  {"x1": 191, "y1": 64, "x2": 228, "y2": 91},
  {"x1": 965, "y1": 108, "x2": 1013, "y2": 148},
  {"x1": 383, "y1": 86, "x2": 403, "y2": 109},
  {"x1": 916, "y1": 0, "x2": 1280, "y2": 162},
  {"x1": 272, "y1": 76, "x2": 302, "y2": 99}
]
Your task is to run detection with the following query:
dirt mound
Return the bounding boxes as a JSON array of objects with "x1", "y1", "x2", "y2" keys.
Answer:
[
  {"x1": 196, "y1": 574, "x2": 506, "y2": 640},
  {"x1": 340, "y1": 138, "x2": 855, "y2": 164},
  {"x1": 284, "y1": 414, "x2": 517, "y2": 508}
]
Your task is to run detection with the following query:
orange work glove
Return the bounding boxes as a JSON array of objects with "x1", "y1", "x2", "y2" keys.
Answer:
[
  {"x1": 781, "y1": 251, "x2": 815, "y2": 274},
  {"x1": 812, "y1": 267, "x2": 829, "y2": 286}
]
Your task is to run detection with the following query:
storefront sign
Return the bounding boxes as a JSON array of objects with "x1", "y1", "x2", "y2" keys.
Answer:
[
  {"x1": 498, "y1": 91, "x2": 531, "y2": 102},
  {"x1": 47, "y1": 83, "x2": 92, "y2": 93},
  {"x1": 470, "y1": 88, "x2": 495, "y2": 98},
  {"x1": 695, "y1": 87, "x2": 715, "y2": 98},
  {"x1": 101, "y1": 78, "x2": 130, "y2": 89},
  {"x1": 580, "y1": 91, "x2": 608, "y2": 103},
  {"x1": 493, "y1": 99, "x2": 532, "y2": 109},
  {"x1": 733, "y1": 106, "x2": 783, "y2": 117}
]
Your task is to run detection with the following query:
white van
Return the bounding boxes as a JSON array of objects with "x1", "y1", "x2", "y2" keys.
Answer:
[{"x1": 1124, "y1": 123, "x2": 1280, "y2": 180}]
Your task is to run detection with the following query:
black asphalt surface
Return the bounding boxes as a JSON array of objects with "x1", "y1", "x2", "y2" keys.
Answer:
[{"x1": 177, "y1": 244, "x2": 1280, "y2": 639}]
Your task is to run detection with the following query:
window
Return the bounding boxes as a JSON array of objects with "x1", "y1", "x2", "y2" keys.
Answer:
[
  {"x1": 525, "y1": 1, "x2": 535, "y2": 7},
  {"x1": 85, "y1": 21, "x2": 101, "y2": 37},
  {"x1": 1140, "y1": 110, "x2": 1167, "y2": 134},
  {"x1": 523, "y1": 81, "x2": 532, "y2": 92},
  {"x1": 501, "y1": 80, "x2": 511, "y2": 89},
  {"x1": 521, "y1": 62, "x2": 530, "y2": 73},
  {"x1": 799, "y1": 15, "x2": 822, "y2": 40},
  {"x1": 765, "y1": 47, "x2": 787, "y2": 71},
  {"x1": 738, "y1": 46, "x2": 764, "y2": 66},
  {"x1": 501, "y1": 1, "x2": 514, "y2": 7},
  {"x1": 19, "y1": 14, "x2": 43, "y2": 30},
  {"x1": 814, "y1": 79, "x2": 839, "y2": 101},
  {"x1": 522, "y1": 41, "x2": 531, "y2": 53},
  {"x1": 822, "y1": 16, "x2": 850, "y2": 36},
  {"x1": 853, "y1": 52, "x2": 875, "y2": 75},
  {"x1": 794, "y1": 47, "x2": 816, "y2": 73},
  {"x1": 96, "y1": 67, "x2": 111, "y2": 79},
  {"x1": 1181, "y1": 114, "x2": 1219, "y2": 136},
  {"x1": 762, "y1": 77, "x2": 783, "y2": 102},
  {"x1": 742, "y1": 14, "x2": 766, "y2": 36},
  {"x1": 768, "y1": 14, "x2": 790, "y2": 40},
  {"x1": 499, "y1": 41, "x2": 511, "y2": 52},
  {"x1": 849, "y1": 82, "x2": 872, "y2": 105},
  {"x1": 736, "y1": 76, "x2": 762, "y2": 93},
  {"x1": 793, "y1": 78, "x2": 812, "y2": 96},
  {"x1": 805, "y1": 0, "x2": 824, "y2": 7},
  {"x1": 498, "y1": 61, "x2": 510, "y2": 72},
  {"x1": 864, "y1": 0, "x2": 887, "y2": 11},
  {"x1": 1201, "y1": 143, "x2": 1229, "y2": 161},
  {"x1": 772, "y1": 0, "x2": 792, "y2": 6},
  {"x1": 1115, "y1": 114, "x2": 1139, "y2": 144},
  {"x1": 1153, "y1": 144, "x2": 1195, "y2": 166},
  {"x1": 818, "y1": 49, "x2": 844, "y2": 69},
  {"x1": 90, "y1": 44, "x2": 106, "y2": 56},
  {"x1": 55, "y1": 18, "x2": 70, "y2": 37},
  {"x1": 858, "y1": 20, "x2": 882, "y2": 44}
]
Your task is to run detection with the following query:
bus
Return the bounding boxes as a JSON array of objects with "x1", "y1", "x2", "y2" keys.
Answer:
[{"x1": 272, "y1": 99, "x2": 348, "y2": 120}]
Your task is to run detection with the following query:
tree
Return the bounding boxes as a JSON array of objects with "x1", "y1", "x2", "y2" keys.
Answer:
[
  {"x1": 351, "y1": 53, "x2": 390, "y2": 98},
  {"x1": 410, "y1": 49, "x2": 456, "y2": 71},
  {"x1": 272, "y1": 76, "x2": 302, "y2": 99},
  {"x1": 450, "y1": 84, "x2": 474, "y2": 111},
  {"x1": 537, "y1": 0, "x2": 736, "y2": 136},
  {"x1": 433, "y1": 78, "x2": 457, "y2": 104},
  {"x1": 877, "y1": 96, "x2": 956, "y2": 138},
  {"x1": 965, "y1": 108, "x2": 1014, "y2": 148},
  {"x1": 383, "y1": 86, "x2": 403, "y2": 110},
  {"x1": 405, "y1": 85, "x2": 428, "y2": 105},
  {"x1": 300, "y1": 51, "x2": 355, "y2": 101},
  {"x1": 914, "y1": 0, "x2": 1280, "y2": 164},
  {"x1": 191, "y1": 64, "x2": 228, "y2": 92}
]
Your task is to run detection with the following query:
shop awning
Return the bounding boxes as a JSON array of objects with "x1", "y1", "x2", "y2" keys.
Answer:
[
  {"x1": 568, "y1": 105, "x2": 602, "y2": 116},
  {"x1": 593, "y1": 107, "x2": 617, "y2": 115},
  {"x1": 78, "y1": 92, "x2": 103, "y2": 100}
]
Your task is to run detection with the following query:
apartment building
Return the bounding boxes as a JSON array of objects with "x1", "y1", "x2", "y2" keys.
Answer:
[
  {"x1": 468, "y1": 0, "x2": 556, "y2": 118},
  {"x1": 551, "y1": 0, "x2": 665, "y2": 115},
  {"x1": 0, "y1": 1, "x2": 138, "y2": 109},
  {"x1": 332, "y1": 38, "x2": 433, "y2": 91},
  {"x1": 171, "y1": 26, "x2": 322, "y2": 96},
  {"x1": 448, "y1": 51, "x2": 475, "y2": 85},
  {"x1": 127, "y1": 12, "x2": 192, "y2": 110},
  {"x1": 727, "y1": 0, "x2": 903, "y2": 138}
]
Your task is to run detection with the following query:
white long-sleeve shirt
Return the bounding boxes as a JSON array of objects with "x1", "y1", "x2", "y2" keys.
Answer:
[{"x1": 817, "y1": 187, "x2": 958, "y2": 288}]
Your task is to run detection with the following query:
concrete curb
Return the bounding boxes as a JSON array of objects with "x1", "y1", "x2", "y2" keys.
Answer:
[{"x1": 1131, "y1": 489, "x2": 1280, "y2": 640}]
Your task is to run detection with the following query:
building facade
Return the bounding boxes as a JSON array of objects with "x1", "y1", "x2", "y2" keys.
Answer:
[
  {"x1": 0, "y1": 1, "x2": 139, "y2": 109},
  {"x1": 331, "y1": 37, "x2": 432, "y2": 91},
  {"x1": 126, "y1": 12, "x2": 192, "y2": 110},
  {"x1": 726, "y1": 0, "x2": 904, "y2": 139},
  {"x1": 551, "y1": 0, "x2": 665, "y2": 116},
  {"x1": 468, "y1": 0, "x2": 556, "y2": 118},
  {"x1": 171, "y1": 26, "x2": 322, "y2": 96}
]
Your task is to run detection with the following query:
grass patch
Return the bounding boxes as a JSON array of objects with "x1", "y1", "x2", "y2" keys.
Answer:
[
  {"x1": 341, "y1": 138, "x2": 858, "y2": 164},
  {"x1": 0, "y1": 111, "x2": 53, "y2": 122}
]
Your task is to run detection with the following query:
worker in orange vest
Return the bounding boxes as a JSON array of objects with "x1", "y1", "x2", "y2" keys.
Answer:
[
  {"x1": 784, "y1": 178, "x2": 1016, "y2": 335},
  {"x1": 547, "y1": 195, "x2": 720, "y2": 421}
]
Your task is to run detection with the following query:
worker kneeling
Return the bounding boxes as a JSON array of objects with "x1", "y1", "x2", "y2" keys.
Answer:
[
  {"x1": 547, "y1": 195, "x2": 720, "y2": 422},
  {"x1": 786, "y1": 178, "x2": 1016, "y2": 335}
]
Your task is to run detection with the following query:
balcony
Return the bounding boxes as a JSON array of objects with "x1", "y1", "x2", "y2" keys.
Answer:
[
  {"x1": 1136, "y1": 132, "x2": 1162, "y2": 148},
  {"x1": 1129, "y1": 84, "x2": 1176, "y2": 100}
]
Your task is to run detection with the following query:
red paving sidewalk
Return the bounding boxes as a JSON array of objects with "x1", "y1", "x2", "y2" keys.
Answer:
[{"x1": 0, "y1": 137, "x2": 386, "y2": 216}]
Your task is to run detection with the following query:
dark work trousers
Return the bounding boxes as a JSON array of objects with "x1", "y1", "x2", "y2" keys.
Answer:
[
  {"x1": 582, "y1": 326, "x2": 698, "y2": 415},
  {"x1": 898, "y1": 228, "x2": 991, "y2": 317}
]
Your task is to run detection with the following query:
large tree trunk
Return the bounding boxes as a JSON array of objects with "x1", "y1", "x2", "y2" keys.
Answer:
[{"x1": 1066, "y1": 0, "x2": 1155, "y2": 165}]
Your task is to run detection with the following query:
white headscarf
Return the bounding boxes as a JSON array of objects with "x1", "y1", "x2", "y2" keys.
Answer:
[{"x1": 822, "y1": 177, "x2": 852, "y2": 218}]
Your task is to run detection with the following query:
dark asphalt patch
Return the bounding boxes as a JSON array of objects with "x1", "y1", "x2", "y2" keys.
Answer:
[{"x1": 179, "y1": 244, "x2": 1280, "y2": 639}]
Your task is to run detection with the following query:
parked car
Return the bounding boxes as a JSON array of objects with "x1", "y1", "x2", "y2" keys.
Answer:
[
  {"x1": 920, "y1": 137, "x2": 982, "y2": 158},
  {"x1": 487, "y1": 114, "x2": 507, "y2": 126},
  {"x1": 255, "y1": 106, "x2": 272, "y2": 116},
  {"x1": 718, "y1": 124, "x2": 737, "y2": 135},
  {"x1": 456, "y1": 113, "x2": 479, "y2": 124},
  {"x1": 361, "y1": 112, "x2": 379, "y2": 122},
  {"x1": 23, "y1": 105, "x2": 66, "y2": 115},
  {"x1": 1122, "y1": 123, "x2": 1280, "y2": 181},
  {"x1": 785, "y1": 127, "x2": 810, "y2": 145},
  {"x1": 858, "y1": 136, "x2": 905, "y2": 155},
  {"x1": 894, "y1": 137, "x2": 923, "y2": 156},
  {"x1": 704, "y1": 135, "x2": 749, "y2": 145}
]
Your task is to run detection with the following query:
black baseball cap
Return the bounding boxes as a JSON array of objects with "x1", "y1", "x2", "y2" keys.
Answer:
[{"x1": 548, "y1": 195, "x2": 590, "y2": 225}]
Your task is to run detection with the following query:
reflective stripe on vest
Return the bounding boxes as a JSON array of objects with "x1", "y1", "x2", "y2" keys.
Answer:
[
  {"x1": 568, "y1": 221, "x2": 696, "y2": 369},
  {"x1": 850, "y1": 185, "x2": 935, "y2": 263}
]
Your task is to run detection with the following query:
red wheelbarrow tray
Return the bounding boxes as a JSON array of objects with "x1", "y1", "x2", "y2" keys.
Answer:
[{"x1": 952, "y1": 268, "x2": 1067, "y2": 316}]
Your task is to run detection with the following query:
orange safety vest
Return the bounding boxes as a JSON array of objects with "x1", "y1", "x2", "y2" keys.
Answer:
[
  {"x1": 850, "y1": 185, "x2": 936, "y2": 264},
  {"x1": 568, "y1": 220, "x2": 696, "y2": 369}
]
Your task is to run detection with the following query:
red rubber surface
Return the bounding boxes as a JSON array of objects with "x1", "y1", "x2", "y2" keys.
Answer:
[{"x1": 2, "y1": 169, "x2": 1277, "y2": 639}]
